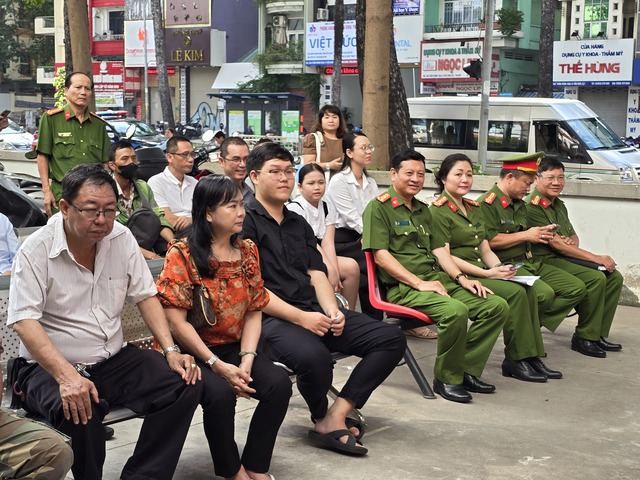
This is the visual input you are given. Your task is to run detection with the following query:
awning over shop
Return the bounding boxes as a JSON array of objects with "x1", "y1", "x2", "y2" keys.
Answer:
[{"x1": 211, "y1": 63, "x2": 260, "y2": 90}]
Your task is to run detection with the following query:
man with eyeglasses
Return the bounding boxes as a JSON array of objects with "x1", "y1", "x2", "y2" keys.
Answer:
[
  {"x1": 478, "y1": 153, "x2": 585, "y2": 379},
  {"x1": 241, "y1": 142, "x2": 406, "y2": 456},
  {"x1": 147, "y1": 135, "x2": 198, "y2": 237},
  {"x1": 7, "y1": 164, "x2": 202, "y2": 480},
  {"x1": 525, "y1": 157, "x2": 623, "y2": 357},
  {"x1": 218, "y1": 136, "x2": 254, "y2": 200}
]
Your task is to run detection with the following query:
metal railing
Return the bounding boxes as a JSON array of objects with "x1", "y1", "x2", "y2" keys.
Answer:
[{"x1": 425, "y1": 23, "x2": 480, "y2": 33}]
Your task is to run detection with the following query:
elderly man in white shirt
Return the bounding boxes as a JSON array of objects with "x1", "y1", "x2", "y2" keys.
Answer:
[
  {"x1": 147, "y1": 135, "x2": 198, "y2": 236},
  {"x1": 8, "y1": 164, "x2": 202, "y2": 480}
]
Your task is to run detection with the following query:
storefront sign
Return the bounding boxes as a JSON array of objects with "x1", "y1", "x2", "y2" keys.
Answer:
[
  {"x1": 305, "y1": 21, "x2": 357, "y2": 66},
  {"x1": 165, "y1": 27, "x2": 210, "y2": 66},
  {"x1": 553, "y1": 39, "x2": 634, "y2": 86},
  {"x1": 420, "y1": 41, "x2": 498, "y2": 82},
  {"x1": 393, "y1": 15, "x2": 422, "y2": 64},
  {"x1": 626, "y1": 87, "x2": 640, "y2": 137},
  {"x1": 393, "y1": 0, "x2": 420, "y2": 15},
  {"x1": 124, "y1": 20, "x2": 156, "y2": 67},
  {"x1": 93, "y1": 61, "x2": 123, "y2": 92}
]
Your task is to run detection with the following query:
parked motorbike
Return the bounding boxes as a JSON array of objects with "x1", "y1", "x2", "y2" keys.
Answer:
[
  {"x1": 190, "y1": 130, "x2": 219, "y2": 177},
  {"x1": 0, "y1": 166, "x2": 46, "y2": 228}
]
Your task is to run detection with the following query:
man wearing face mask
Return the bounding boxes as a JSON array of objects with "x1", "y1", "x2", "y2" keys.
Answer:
[{"x1": 107, "y1": 139, "x2": 174, "y2": 259}]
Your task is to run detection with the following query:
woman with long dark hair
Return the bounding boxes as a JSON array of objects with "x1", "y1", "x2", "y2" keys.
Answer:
[
  {"x1": 302, "y1": 104, "x2": 348, "y2": 174},
  {"x1": 156, "y1": 175, "x2": 291, "y2": 480},
  {"x1": 430, "y1": 153, "x2": 562, "y2": 383}
]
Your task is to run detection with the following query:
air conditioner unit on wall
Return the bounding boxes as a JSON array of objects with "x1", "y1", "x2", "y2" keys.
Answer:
[
  {"x1": 273, "y1": 15, "x2": 287, "y2": 27},
  {"x1": 317, "y1": 8, "x2": 329, "y2": 21}
]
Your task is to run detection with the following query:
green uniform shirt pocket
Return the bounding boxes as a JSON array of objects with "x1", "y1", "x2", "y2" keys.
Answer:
[{"x1": 53, "y1": 136, "x2": 76, "y2": 159}]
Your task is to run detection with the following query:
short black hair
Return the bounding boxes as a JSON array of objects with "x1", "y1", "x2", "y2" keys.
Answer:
[
  {"x1": 65, "y1": 72, "x2": 93, "y2": 90},
  {"x1": 61, "y1": 164, "x2": 117, "y2": 203},
  {"x1": 246, "y1": 142, "x2": 294, "y2": 174},
  {"x1": 220, "y1": 137, "x2": 248, "y2": 159},
  {"x1": 298, "y1": 163, "x2": 325, "y2": 184},
  {"x1": 214, "y1": 131, "x2": 226, "y2": 140},
  {"x1": 391, "y1": 150, "x2": 426, "y2": 171},
  {"x1": 166, "y1": 135, "x2": 192, "y2": 153},
  {"x1": 108, "y1": 139, "x2": 134, "y2": 163},
  {"x1": 538, "y1": 157, "x2": 565, "y2": 173},
  {"x1": 499, "y1": 168, "x2": 535, "y2": 180}
]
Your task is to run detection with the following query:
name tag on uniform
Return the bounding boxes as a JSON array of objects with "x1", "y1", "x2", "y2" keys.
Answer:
[
  {"x1": 500, "y1": 219, "x2": 515, "y2": 225},
  {"x1": 57, "y1": 132, "x2": 72, "y2": 137},
  {"x1": 395, "y1": 221, "x2": 410, "y2": 226}
]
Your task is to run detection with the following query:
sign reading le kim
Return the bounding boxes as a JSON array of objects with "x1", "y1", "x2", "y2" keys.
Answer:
[
  {"x1": 553, "y1": 38, "x2": 634, "y2": 86},
  {"x1": 165, "y1": 27, "x2": 211, "y2": 66}
]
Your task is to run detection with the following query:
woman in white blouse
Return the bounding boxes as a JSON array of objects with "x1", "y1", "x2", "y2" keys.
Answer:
[
  {"x1": 287, "y1": 163, "x2": 359, "y2": 309},
  {"x1": 326, "y1": 131, "x2": 382, "y2": 319}
]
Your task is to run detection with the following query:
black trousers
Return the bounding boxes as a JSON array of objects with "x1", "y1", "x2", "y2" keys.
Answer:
[
  {"x1": 198, "y1": 343, "x2": 292, "y2": 478},
  {"x1": 334, "y1": 233, "x2": 383, "y2": 320},
  {"x1": 18, "y1": 345, "x2": 201, "y2": 480},
  {"x1": 260, "y1": 309, "x2": 406, "y2": 420}
]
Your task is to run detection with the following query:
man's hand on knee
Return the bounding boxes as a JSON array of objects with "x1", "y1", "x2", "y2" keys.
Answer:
[
  {"x1": 300, "y1": 311, "x2": 334, "y2": 337},
  {"x1": 59, "y1": 375, "x2": 99, "y2": 425}
]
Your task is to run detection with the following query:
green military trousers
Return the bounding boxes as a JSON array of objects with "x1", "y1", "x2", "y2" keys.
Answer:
[
  {"x1": 386, "y1": 272, "x2": 508, "y2": 385},
  {"x1": 544, "y1": 258, "x2": 623, "y2": 340},
  {"x1": 516, "y1": 260, "x2": 586, "y2": 337},
  {"x1": 474, "y1": 278, "x2": 546, "y2": 361}
]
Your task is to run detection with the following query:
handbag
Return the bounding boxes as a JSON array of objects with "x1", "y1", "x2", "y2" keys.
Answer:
[
  {"x1": 126, "y1": 181, "x2": 163, "y2": 250},
  {"x1": 174, "y1": 241, "x2": 217, "y2": 329}
]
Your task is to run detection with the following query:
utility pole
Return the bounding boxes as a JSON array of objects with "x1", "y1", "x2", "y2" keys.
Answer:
[{"x1": 478, "y1": 0, "x2": 495, "y2": 172}]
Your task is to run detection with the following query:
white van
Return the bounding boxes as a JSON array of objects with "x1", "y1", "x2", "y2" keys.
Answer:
[{"x1": 408, "y1": 97, "x2": 640, "y2": 182}]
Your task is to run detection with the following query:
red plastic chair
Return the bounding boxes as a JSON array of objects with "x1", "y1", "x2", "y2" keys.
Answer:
[{"x1": 364, "y1": 250, "x2": 436, "y2": 399}]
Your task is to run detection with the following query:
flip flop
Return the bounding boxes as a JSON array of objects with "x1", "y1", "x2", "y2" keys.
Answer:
[
  {"x1": 310, "y1": 416, "x2": 366, "y2": 441},
  {"x1": 405, "y1": 326, "x2": 438, "y2": 339},
  {"x1": 307, "y1": 429, "x2": 368, "y2": 456}
]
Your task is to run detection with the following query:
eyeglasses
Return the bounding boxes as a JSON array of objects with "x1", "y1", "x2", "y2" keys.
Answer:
[
  {"x1": 539, "y1": 174, "x2": 566, "y2": 182},
  {"x1": 169, "y1": 151, "x2": 196, "y2": 159},
  {"x1": 69, "y1": 204, "x2": 117, "y2": 220},
  {"x1": 256, "y1": 168, "x2": 296, "y2": 180},
  {"x1": 221, "y1": 156, "x2": 248, "y2": 164},
  {"x1": 353, "y1": 144, "x2": 375, "y2": 153}
]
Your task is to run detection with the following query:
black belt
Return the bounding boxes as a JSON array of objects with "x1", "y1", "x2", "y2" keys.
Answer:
[{"x1": 504, "y1": 251, "x2": 533, "y2": 263}]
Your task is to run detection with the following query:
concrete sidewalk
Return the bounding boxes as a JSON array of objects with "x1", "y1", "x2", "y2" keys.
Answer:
[{"x1": 96, "y1": 306, "x2": 639, "y2": 480}]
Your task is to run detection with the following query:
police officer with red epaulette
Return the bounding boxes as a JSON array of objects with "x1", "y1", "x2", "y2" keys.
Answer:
[{"x1": 36, "y1": 72, "x2": 110, "y2": 215}]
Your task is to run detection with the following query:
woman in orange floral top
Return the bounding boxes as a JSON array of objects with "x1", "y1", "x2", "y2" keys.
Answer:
[{"x1": 157, "y1": 175, "x2": 291, "y2": 480}]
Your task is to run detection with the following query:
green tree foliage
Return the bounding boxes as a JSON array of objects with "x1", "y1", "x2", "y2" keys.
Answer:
[{"x1": 0, "y1": 0, "x2": 54, "y2": 79}]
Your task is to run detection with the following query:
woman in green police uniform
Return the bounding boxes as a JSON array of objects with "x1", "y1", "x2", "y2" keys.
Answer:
[{"x1": 430, "y1": 153, "x2": 562, "y2": 382}]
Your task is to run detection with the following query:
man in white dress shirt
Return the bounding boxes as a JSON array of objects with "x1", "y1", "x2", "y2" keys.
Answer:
[{"x1": 147, "y1": 135, "x2": 198, "y2": 236}]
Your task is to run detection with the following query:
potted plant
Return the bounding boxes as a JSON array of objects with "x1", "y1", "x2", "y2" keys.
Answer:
[{"x1": 496, "y1": 7, "x2": 524, "y2": 36}]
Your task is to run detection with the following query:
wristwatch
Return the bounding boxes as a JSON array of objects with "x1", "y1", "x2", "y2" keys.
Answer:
[
  {"x1": 205, "y1": 354, "x2": 219, "y2": 367},
  {"x1": 162, "y1": 344, "x2": 181, "y2": 356}
]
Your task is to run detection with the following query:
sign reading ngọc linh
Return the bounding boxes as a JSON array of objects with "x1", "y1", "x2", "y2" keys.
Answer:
[
  {"x1": 553, "y1": 39, "x2": 634, "y2": 86},
  {"x1": 420, "y1": 41, "x2": 499, "y2": 82}
]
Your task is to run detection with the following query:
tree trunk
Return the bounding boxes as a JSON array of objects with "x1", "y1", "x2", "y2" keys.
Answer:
[
  {"x1": 150, "y1": 0, "x2": 174, "y2": 128},
  {"x1": 66, "y1": 0, "x2": 95, "y2": 111},
  {"x1": 361, "y1": 0, "x2": 391, "y2": 169},
  {"x1": 332, "y1": 0, "x2": 344, "y2": 109},
  {"x1": 355, "y1": 1, "x2": 366, "y2": 95},
  {"x1": 63, "y1": 0, "x2": 72, "y2": 74},
  {"x1": 538, "y1": 0, "x2": 555, "y2": 97},
  {"x1": 388, "y1": 20, "x2": 413, "y2": 156}
]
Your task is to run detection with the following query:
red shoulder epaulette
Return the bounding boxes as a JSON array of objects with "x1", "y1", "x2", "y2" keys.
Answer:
[
  {"x1": 46, "y1": 107, "x2": 63, "y2": 116},
  {"x1": 432, "y1": 196, "x2": 448, "y2": 207},
  {"x1": 89, "y1": 112, "x2": 105, "y2": 122},
  {"x1": 376, "y1": 192, "x2": 391, "y2": 203},
  {"x1": 483, "y1": 192, "x2": 496, "y2": 204},
  {"x1": 464, "y1": 198, "x2": 480, "y2": 207}
]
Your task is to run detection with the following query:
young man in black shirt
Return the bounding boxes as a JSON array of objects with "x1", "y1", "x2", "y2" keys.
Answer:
[{"x1": 242, "y1": 143, "x2": 406, "y2": 456}]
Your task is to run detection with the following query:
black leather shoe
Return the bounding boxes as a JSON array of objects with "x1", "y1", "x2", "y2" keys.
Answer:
[
  {"x1": 528, "y1": 357, "x2": 563, "y2": 379},
  {"x1": 105, "y1": 425, "x2": 115, "y2": 440},
  {"x1": 501, "y1": 358, "x2": 547, "y2": 382},
  {"x1": 571, "y1": 335, "x2": 606, "y2": 358},
  {"x1": 463, "y1": 373, "x2": 496, "y2": 393},
  {"x1": 596, "y1": 337, "x2": 622, "y2": 351},
  {"x1": 433, "y1": 378, "x2": 472, "y2": 403}
]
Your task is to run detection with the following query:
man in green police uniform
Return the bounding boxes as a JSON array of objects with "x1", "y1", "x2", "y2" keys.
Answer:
[
  {"x1": 525, "y1": 157, "x2": 623, "y2": 357},
  {"x1": 478, "y1": 152, "x2": 586, "y2": 373},
  {"x1": 363, "y1": 150, "x2": 508, "y2": 403},
  {"x1": 36, "y1": 72, "x2": 110, "y2": 216}
]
